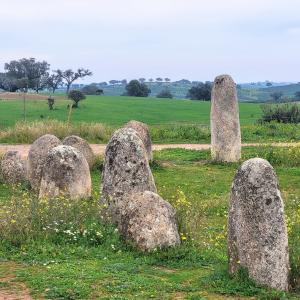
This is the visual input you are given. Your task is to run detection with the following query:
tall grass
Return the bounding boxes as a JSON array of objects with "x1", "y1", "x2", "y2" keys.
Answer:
[
  {"x1": 1, "y1": 119, "x2": 300, "y2": 144},
  {"x1": 0, "y1": 120, "x2": 114, "y2": 144}
]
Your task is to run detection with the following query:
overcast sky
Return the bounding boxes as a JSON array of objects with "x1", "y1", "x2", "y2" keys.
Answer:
[{"x1": 0, "y1": 0, "x2": 300, "y2": 83}]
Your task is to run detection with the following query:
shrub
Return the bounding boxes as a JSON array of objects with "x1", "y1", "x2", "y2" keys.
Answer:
[
  {"x1": 81, "y1": 84, "x2": 103, "y2": 95},
  {"x1": 125, "y1": 80, "x2": 151, "y2": 97},
  {"x1": 47, "y1": 96, "x2": 55, "y2": 110},
  {"x1": 156, "y1": 89, "x2": 173, "y2": 99},
  {"x1": 186, "y1": 82, "x2": 212, "y2": 101},
  {"x1": 68, "y1": 90, "x2": 86, "y2": 108},
  {"x1": 260, "y1": 103, "x2": 300, "y2": 123}
]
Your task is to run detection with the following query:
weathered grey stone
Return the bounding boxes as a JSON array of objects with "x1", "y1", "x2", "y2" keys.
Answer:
[
  {"x1": 210, "y1": 74, "x2": 241, "y2": 162},
  {"x1": 228, "y1": 158, "x2": 289, "y2": 291},
  {"x1": 119, "y1": 191, "x2": 181, "y2": 251},
  {"x1": 125, "y1": 120, "x2": 152, "y2": 161},
  {"x1": 28, "y1": 134, "x2": 61, "y2": 191},
  {"x1": 39, "y1": 145, "x2": 91, "y2": 200},
  {"x1": 0, "y1": 151, "x2": 27, "y2": 184},
  {"x1": 63, "y1": 135, "x2": 95, "y2": 168},
  {"x1": 100, "y1": 127, "x2": 157, "y2": 224}
]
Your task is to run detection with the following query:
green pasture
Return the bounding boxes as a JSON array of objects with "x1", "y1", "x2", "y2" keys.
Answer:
[
  {"x1": 0, "y1": 95, "x2": 261, "y2": 127},
  {"x1": 0, "y1": 147, "x2": 300, "y2": 299}
]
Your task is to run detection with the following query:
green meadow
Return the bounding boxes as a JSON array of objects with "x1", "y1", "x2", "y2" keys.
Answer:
[
  {"x1": 0, "y1": 95, "x2": 261, "y2": 127},
  {"x1": 1, "y1": 147, "x2": 300, "y2": 299}
]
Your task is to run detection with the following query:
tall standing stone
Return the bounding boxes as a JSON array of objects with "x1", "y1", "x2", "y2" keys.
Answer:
[
  {"x1": 210, "y1": 75, "x2": 241, "y2": 162},
  {"x1": 28, "y1": 134, "x2": 61, "y2": 191},
  {"x1": 228, "y1": 158, "x2": 289, "y2": 291},
  {"x1": 125, "y1": 120, "x2": 153, "y2": 161},
  {"x1": 39, "y1": 145, "x2": 91, "y2": 200},
  {"x1": 100, "y1": 127, "x2": 157, "y2": 224}
]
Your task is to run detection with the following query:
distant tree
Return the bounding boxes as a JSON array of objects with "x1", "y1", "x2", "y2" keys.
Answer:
[
  {"x1": 81, "y1": 84, "x2": 103, "y2": 95},
  {"x1": 156, "y1": 77, "x2": 163, "y2": 82},
  {"x1": 270, "y1": 91, "x2": 283, "y2": 102},
  {"x1": 139, "y1": 78, "x2": 146, "y2": 83},
  {"x1": 157, "y1": 89, "x2": 173, "y2": 99},
  {"x1": 99, "y1": 81, "x2": 108, "y2": 86},
  {"x1": 266, "y1": 82, "x2": 272, "y2": 86},
  {"x1": 46, "y1": 73, "x2": 63, "y2": 93},
  {"x1": 68, "y1": 90, "x2": 86, "y2": 108},
  {"x1": 56, "y1": 68, "x2": 92, "y2": 93},
  {"x1": 186, "y1": 82, "x2": 212, "y2": 100},
  {"x1": 4, "y1": 57, "x2": 49, "y2": 92},
  {"x1": 109, "y1": 80, "x2": 119, "y2": 85},
  {"x1": 33, "y1": 73, "x2": 50, "y2": 93},
  {"x1": 236, "y1": 84, "x2": 242, "y2": 90},
  {"x1": 176, "y1": 79, "x2": 191, "y2": 84},
  {"x1": 0, "y1": 73, "x2": 18, "y2": 92},
  {"x1": 148, "y1": 78, "x2": 154, "y2": 82},
  {"x1": 164, "y1": 78, "x2": 171, "y2": 82},
  {"x1": 121, "y1": 79, "x2": 127, "y2": 85},
  {"x1": 295, "y1": 91, "x2": 300, "y2": 101},
  {"x1": 125, "y1": 80, "x2": 151, "y2": 97}
]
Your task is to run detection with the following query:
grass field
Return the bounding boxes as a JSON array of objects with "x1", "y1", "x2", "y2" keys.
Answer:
[
  {"x1": 0, "y1": 95, "x2": 261, "y2": 127},
  {"x1": 0, "y1": 147, "x2": 300, "y2": 299}
]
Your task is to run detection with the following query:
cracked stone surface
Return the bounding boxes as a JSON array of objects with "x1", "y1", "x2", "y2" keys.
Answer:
[
  {"x1": 39, "y1": 145, "x2": 91, "y2": 200},
  {"x1": 28, "y1": 134, "x2": 61, "y2": 191},
  {"x1": 100, "y1": 127, "x2": 156, "y2": 224},
  {"x1": 63, "y1": 135, "x2": 95, "y2": 168}
]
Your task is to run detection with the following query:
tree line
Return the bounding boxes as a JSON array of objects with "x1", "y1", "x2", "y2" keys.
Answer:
[
  {"x1": 0, "y1": 58, "x2": 92, "y2": 94},
  {"x1": 123, "y1": 79, "x2": 212, "y2": 100}
]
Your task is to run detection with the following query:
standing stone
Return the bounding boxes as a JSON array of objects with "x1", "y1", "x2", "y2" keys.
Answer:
[
  {"x1": 210, "y1": 75, "x2": 241, "y2": 162},
  {"x1": 120, "y1": 191, "x2": 180, "y2": 251},
  {"x1": 0, "y1": 151, "x2": 27, "y2": 184},
  {"x1": 39, "y1": 145, "x2": 91, "y2": 200},
  {"x1": 100, "y1": 127, "x2": 157, "y2": 224},
  {"x1": 63, "y1": 135, "x2": 95, "y2": 168},
  {"x1": 28, "y1": 134, "x2": 61, "y2": 191},
  {"x1": 228, "y1": 158, "x2": 289, "y2": 291},
  {"x1": 125, "y1": 120, "x2": 153, "y2": 161}
]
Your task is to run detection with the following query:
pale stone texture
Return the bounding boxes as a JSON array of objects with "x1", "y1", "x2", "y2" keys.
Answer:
[
  {"x1": 63, "y1": 135, "x2": 95, "y2": 168},
  {"x1": 28, "y1": 134, "x2": 61, "y2": 191},
  {"x1": 100, "y1": 127, "x2": 156, "y2": 224},
  {"x1": 119, "y1": 191, "x2": 180, "y2": 251},
  {"x1": 228, "y1": 158, "x2": 289, "y2": 291},
  {"x1": 39, "y1": 145, "x2": 91, "y2": 200},
  {"x1": 125, "y1": 120, "x2": 153, "y2": 161},
  {"x1": 0, "y1": 151, "x2": 27, "y2": 184},
  {"x1": 210, "y1": 74, "x2": 241, "y2": 162}
]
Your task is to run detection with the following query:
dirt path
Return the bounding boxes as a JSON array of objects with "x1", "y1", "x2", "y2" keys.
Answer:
[
  {"x1": 0, "y1": 262, "x2": 33, "y2": 300},
  {"x1": 0, "y1": 142, "x2": 299, "y2": 159}
]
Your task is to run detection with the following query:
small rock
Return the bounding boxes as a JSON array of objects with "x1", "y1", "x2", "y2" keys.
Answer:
[{"x1": 39, "y1": 145, "x2": 91, "y2": 200}]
